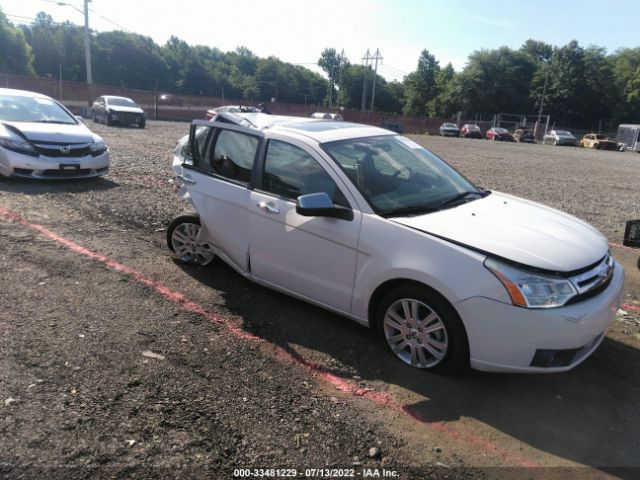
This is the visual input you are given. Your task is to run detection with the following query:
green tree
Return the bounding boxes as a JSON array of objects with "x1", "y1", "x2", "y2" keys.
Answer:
[
  {"x1": 520, "y1": 39, "x2": 553, "y2": 64},
  {"x1": 403, "y1": 49, "x2": 439, "y2": 116},
  {"x1": 0, "y1": 9, "x2": 35, "y2": 75},
  {"x1": 610, "y1": 47, "x2": 640, "y2": 122},
  {"x1": 428, "y1": 62, "x2": 457, "y2": 116},
  {"x1": 318, "y1": 48, "x2": 347, "y2": 107},
  {"x1": 20, "y1": 12, "x2": 62, "y2": 77},
  {"x1": 456, "y1": 47, "x2": 536, "y2": 115},
  {"x1": 92, "y1": 31, "x2": 167, "y2": 90}
]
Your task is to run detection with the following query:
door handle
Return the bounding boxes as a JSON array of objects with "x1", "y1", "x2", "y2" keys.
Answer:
[
  {"x1": 176, "y1": 174, "x2": 196, "y2": 184},
  {"x1": 258, "y1": 201, "x2": 280, "y2": 214}
]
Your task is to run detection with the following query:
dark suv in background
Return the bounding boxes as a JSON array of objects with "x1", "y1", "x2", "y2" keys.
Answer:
[
  {"x1": 461, "y1": 124, "x2": 482, "y2": 139},
  {"x1": 92, "y1": 96, "x2": 146, "y2": 128}
]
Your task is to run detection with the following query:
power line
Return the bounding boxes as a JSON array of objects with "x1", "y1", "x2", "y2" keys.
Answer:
[
  {"x1": 40, "y1": 0, "x2": 84, "y2": 9},
  {"x1": 88, "y1": 7, "x2": 130, "y2": 32},
  {"x1": 378, "y1": 64, "x2": 408, "y2": 76}
]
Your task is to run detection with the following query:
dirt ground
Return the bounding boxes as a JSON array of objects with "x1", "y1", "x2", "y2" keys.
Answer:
[{"x1": 1, "y1": 121, "x2": 639, "y2": 480}]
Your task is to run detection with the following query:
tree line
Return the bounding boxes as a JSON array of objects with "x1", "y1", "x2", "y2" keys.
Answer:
[{"x1": 1, "y1": 8, "x2": 639, "y2": 128}]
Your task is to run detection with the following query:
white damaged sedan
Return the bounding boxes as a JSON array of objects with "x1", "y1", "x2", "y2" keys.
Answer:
[
  {"x1": 0, "y1": 88, "x2": 109, "y2": 179},
  {"x1": 168, "y1": 113, "x2": 624, "y2": 374}
]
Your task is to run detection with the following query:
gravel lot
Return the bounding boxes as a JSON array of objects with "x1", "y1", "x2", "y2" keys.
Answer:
[{"x1": 1, "y1": 120, "x2": 639, "y2": 479}]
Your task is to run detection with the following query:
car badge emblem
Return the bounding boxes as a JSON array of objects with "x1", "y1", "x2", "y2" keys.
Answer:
[{"x1": 59, "y1": 146, "x2": 71, "y2": 154}]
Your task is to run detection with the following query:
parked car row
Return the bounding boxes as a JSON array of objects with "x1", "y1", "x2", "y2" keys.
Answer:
[{"x1": 439, "y1": 122, "x2": 622, "y2": 149}]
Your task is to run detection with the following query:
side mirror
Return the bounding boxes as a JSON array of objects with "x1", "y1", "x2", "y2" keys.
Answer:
[{"x1": 296, "y1": 192, "x2": 353, "y2": 221}]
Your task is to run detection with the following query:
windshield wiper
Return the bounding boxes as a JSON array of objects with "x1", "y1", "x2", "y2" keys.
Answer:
[
  {"x1": 32, "y1": 120, "x2": 74, "y2": 124},
  {"x1": 381, "y1": 205, "x2": 441, "y2": 218},
  {"x1": 437, "y1": 190, "x2": 490, "y2": 209}
]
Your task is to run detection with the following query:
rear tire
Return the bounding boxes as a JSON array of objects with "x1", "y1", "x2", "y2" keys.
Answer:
[
  {"x1": 375, "y1": 284, "x2": 469, "y2": 374},
  {"x1": 167, "y1": 214, "x2": 215, "y2": 266}
]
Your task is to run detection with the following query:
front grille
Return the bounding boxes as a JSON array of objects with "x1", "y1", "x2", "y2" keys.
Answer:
[
  {"x1": 570, "y1": 254, "x2": 614, "y2": 294},
  {"x1": 34, "y1": 143, "x2": 92, "y2": 158},
  {"x1": 565, "y1": 254, "x2": 615, "y2": 305},
  {"x1": 119, "y1": 113, "x2": 141, "y2": 125}
]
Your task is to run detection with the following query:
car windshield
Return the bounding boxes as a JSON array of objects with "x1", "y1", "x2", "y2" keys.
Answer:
[
  {"x1": 595, "y1": 134, "x2": 607, "y2": 139},
  {"x1": 555, "y1": 130, "x2": 571, "y2": 136},
  {"x1": 494, "y1": 128, "x2": 508, "y2": 133},
  {"x1": 466, "y1": 125, "x2": 480, "y2": 130},
  {"x1": 443, "y1": 123, "x2": 457, "y2": 128},
  {"x1": 322, "y1": 135, "x2": 483, "y2": 216},
  {"x1": 0, "y1": 94, "x2": 76, "y2": 124},
  {"x1": 107, "y1": 97, "x2": 137, "y2": 107}
]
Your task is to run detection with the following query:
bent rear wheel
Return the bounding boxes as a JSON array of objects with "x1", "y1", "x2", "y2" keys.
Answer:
[
  {"x1": 166, "y1": 214, "x2": 215, "y2": 266},
  {"x1": 376, "y1": 284, "x2": 469, "y2": 374}
]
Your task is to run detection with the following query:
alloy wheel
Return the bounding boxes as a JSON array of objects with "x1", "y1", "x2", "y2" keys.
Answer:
[
  {"x1": 383, "y1": 298, "x2": 449, "y2": 368},
  {"x1": 170, "y1": 222, "x2": 215, "y2": 265}
]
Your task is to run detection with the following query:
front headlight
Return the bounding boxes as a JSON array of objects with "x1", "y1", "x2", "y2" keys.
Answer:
[
  {"x1": 485, "y1": 258, "x2": 577, "y2": 308},
  {"x1": 0, "y1": 135, "x2": 38, "y2": 157},
  {"x1": 90, "y1": 140, "x2": 107, "y2": 155}
]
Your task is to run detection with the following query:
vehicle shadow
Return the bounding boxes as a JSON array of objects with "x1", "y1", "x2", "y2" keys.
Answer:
[
  {"x1": 177, "y1": 260, "x2": 640, "y2": 476},
  {"x1": 0, "y1": 177, "x2": 119, "y2": 195}
]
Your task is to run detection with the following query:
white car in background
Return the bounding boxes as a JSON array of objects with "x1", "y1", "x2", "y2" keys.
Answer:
[
  {"x1": 543, "y1": 129, "x2": 578, "y2": 146},
  {"x1": 0, "y1": 88, "x2": 109, "y2": 179},
  {"x1": 168, "y1": 113, "x2": 624, "y2": 374}
]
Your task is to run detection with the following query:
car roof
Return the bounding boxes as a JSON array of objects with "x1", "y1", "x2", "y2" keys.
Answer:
[
  {"x1": 0, "y1": 87, "x2": 52, "y2": 100},
  {"x1": 222, "y1": 112, "x2": 394, "y2": 143},
  {"x1": 104, "y1": 95, "x2": 134, "y2": 101}
]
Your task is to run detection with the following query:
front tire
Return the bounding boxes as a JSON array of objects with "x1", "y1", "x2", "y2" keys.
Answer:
[
  {"x1": 375, "y1": 284, "x2": 469, "y2": 374},
  {"x1": 166, "y1": 214, "x2": 215, "y2": 266}
]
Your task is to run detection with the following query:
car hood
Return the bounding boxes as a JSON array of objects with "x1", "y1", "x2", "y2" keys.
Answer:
[
  {"x1": 391, "y1": 191, "x2": 608, "y2": 272},
  {"x1": 2, "y1": 121, "x2": 97, "y2": 144},
  {"x1": 108, "y1": 106, "x2": 144, "y2": 114}
]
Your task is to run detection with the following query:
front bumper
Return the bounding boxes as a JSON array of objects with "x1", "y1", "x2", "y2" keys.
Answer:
[
  {"x1": 0, "y1": 148, "x2": 110, "y2": 179},
  {"x1": 454, "y1": 261, "x2": 625, "y2": 373},
  {"x1": 110, "y1": 112, "x2": 145, "y2": 126}
]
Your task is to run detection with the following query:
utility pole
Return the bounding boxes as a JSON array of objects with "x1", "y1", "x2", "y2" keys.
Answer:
[
  {"x1": 328, "y1": 63, "x2": 334, "y2": 111},
  {"x1": 57, "y1": 1, "x2": 92, "y2": 104},
  {"x1": 361, "y1": 49, "x2": 370, "y2": 112},
  {"x1": 535, "y1": 70, "x2": 549, "y2": 137},
  {"x1": 83, "y1": 0, "x2": 92, "y2": 104},
  {"x1": 369, "y1": 49, "x2": 382, "y2": 116},
  {"x1": 337, "y1": 49, "x2": 344, "y2": 109}
]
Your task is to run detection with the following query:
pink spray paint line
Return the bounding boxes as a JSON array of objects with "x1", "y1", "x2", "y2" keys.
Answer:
[
  {"x1": 609, "y1": 242, "x2": 637, "y2": 252},
  {"x1": 621, "y1": 303, "x2": 640, "y2": 313},
  {"x1": 0, "y1": 206, "x2": 539, "y2": 468}
]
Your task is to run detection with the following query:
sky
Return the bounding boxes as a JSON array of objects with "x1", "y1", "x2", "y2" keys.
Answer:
[{"x1": 3, "y1": 0, "x2": 640, "y2": 81}]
